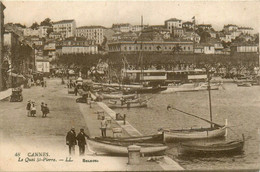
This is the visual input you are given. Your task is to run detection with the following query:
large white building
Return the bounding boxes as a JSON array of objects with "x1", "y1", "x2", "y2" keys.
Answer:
[
  {"x1": 76, "y1": 26, "x2": 106, "y2": 45},
  {"x1": 53, "y1": 19, "x2": 76, "y2": 38}
]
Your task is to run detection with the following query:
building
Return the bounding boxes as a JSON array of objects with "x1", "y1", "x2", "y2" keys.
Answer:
[
  {"x1": 23, "y1": 28, "x2": 39, "y2": 37},
  {"x1": 238, "y1": 27, "x2": 254, "y2": 35},
  {"x1": 0, "y1": 2, "x2": 6, "y2": 90},
  {"x1": 182, "y1": 21, "x2": 194, "y2": 30},
  {"x1": 165, "y1": 18, "x2": 182, "y2": 29},
  {"x1": 145, "y1": 25, "x2": 170, "y2": 39},
  {"x1": 197, "y1": 24, "x2": 212, "y2": 30},
  {"x1": 53, "y1": 19, "x2": 76, "y2": 38},
  {"x1": 49, "y1": 32, "x2": 62, "y2": 40},
  {"x1": 36, "y1": 59, "x2": 50, "y2": 73},
  {"x1": 172, "y1": 28, "x2": 184, "y2": 37},
  {"x1": 76, "y1": 26, "x2": 106, "y2": 45},
  {"x1": 57, "y1": 37, "x2": 98, "y2": 55},
  {"x1": 39, "y1": 26, "x2": 51, "y2": 38},
  {"x1": 182, "y1": 32, "x2": 200, "y2": 43},
  {"x1": 108, "y1": 40, "x2": 193, "y2": 53},
  {"x1": 219, "y1": 33, "x2": 232, "y2": 42},
  {"x1": 43, "y1": 42, "x2": 56, "y2": 60},
  {"x1": 231, "y1": 43, "x2": 259, "y2": 53},
  {"x1": 223, "y1": 24, "x2": 238, "y2": 32},
  {"x1": 112, "y1": 23, "x2": 132, "y2": 32},
  {"x1": 131, "y1": 25, "x2": 147, "y2": 32}
]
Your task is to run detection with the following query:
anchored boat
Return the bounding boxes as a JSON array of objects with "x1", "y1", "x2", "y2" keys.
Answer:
[
  {"x1": 178, "y1": 135, "x2": 245, "y2": 155},
  {"x1": 107, "y1": 99, "x2": 148, "y2": 108}
]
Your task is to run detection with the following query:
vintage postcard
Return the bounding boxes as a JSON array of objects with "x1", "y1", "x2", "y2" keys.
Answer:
[{"x1": 0, "y1": 0, "x2": 259, "y2": 171}]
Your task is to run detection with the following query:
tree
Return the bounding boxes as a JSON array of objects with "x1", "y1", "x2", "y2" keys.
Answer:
[
  {"x1": 40, "y1": 18, "x2": 52, "y2": 27},
  {"x1": 47, "y1": 27, "x2": 53, "y2": 37},
  {"x1": 30, "y1": 22, "x2": 39, "y2": 30},
  {"x1": 200, "y1": 31, "x2": 211, "y2": 43}
]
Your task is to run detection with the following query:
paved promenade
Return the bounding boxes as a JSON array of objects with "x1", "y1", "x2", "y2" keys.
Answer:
[{"x1": 0, "y1": 78, "x2": 183, "y2": 171}]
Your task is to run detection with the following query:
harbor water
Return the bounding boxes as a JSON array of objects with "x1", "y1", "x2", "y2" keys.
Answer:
[{"x1": 111, "y1": 83, "x2": 260, "y2": 170}]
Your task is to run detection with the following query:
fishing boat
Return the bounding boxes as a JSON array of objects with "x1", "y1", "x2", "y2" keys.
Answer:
[
  {"x1": 95, "y1": 133, "x2": 164, "y2": 143},
  {"x1": 87, "y1": 138, "x2": 168, "y2": 156},
  {"x1": 107, "y1": 99, "x2": 148, "y2": 108},
  {"x1": 178, "y1": 135, "x2": 244, "y2": 155},
  {"x1": 100, "y1": 93, "x2": 136, "y2": 99},
  {"x1": 197, "y1": 82, "x2": 222, "y2": 91},
  {"x1": 123, "y1": 86, "x2": 167, "y2": 94},
  {"x1": 160, "y1": 69, "x2": 227, "y2": 141}
]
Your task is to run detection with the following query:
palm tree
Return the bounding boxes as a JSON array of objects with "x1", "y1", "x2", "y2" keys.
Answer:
[{"x1": 172, "y1": 44, "x2": 183, "y2": 68}]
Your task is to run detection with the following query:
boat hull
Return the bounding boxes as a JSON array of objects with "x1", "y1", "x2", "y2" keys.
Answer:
[
  {"x1": 95, "y1": 134, "x2": 164, "y2": 143},
  {"x1": 87, "y1": 139, "x2": 168, "y2": 156},
  {"x1": 178, "y1": 140, "x2": 244, "y2": 155},
  {"x1": 101, "y1": 93, "x2": 136, "y2": 99},
  {"x1": 108, "y1": 101, "x2": 148, "y2": 109},
  {"x1": 162, "y1": 126, "x2": 226, "y2": 142}
]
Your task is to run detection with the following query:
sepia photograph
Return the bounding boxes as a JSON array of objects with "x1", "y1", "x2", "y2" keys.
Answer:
[{"x1": 0, "y1": 0, "x2": 259, "y2": 171}]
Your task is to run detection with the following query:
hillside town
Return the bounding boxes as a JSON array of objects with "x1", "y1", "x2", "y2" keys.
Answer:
[
  {"x1": 0, "y1": 1, "x2": 259, "y2": 90},
  {"x1": 0, "y1": 1, "x2": 260, "y2": 171}
]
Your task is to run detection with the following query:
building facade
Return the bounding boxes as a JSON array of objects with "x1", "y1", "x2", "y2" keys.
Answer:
[
  {"x1": 76, "y1": 26, "x2": 106, "y2": 45},
  {"x1": 53, "y1": 20, "x2": 76, "y2": 38},
  {"x1": 108, "y1": 40, "x2": 193, "y2": 53}
]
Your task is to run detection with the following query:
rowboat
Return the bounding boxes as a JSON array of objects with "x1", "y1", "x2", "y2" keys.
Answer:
[
  {"x1": 124, "y1": 86, "x2": 167, "y2": 94},
  {"x1": 100, "y1": 93, "x2": 136, "y2": 99},
  {"x1": 86, "y1": 138, "x2": 168, "y2": 156},
  {"x1": 107, "y1": 99, "x2": 148, "y2": 108},
  {"x1": 95, "y1": 133, "x2": 164, "y2": 143},
  {"x1": 178, "y1": 135, "x2": 244, "y2": 155},
  {"x1": 161, "y1": 125, "x2": 226, "y2": 142}
]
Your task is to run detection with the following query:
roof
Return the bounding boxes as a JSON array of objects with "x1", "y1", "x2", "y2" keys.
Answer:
[
  {"x1": 77, "y1": 25, "x2": 106, "y2": 29},
  {"x1": 198, "y1": 24, "x2": 212, "y2": 27},
  {"x1": 183, "y1": 21, "x2": 194, "y2": 25},
  {"x1": 165, "y1": 18, "x2": 182, "y2": 22},
  {"x1": 238, "y1": 27, "x2": 253, "y2": 30},
  {"x1": 224, "y1": 24, "x2": 238, "y2": 28},
  {"x1": 53, "y1": 20, "x2": 75, "y2": 24},
  {"x1": 112, "y1": 23, "x2": 131, "y2": 27}
]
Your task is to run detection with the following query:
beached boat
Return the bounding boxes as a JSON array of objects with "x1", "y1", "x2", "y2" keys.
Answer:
[
  {"x1": 107, "y1": 99, "x2": 148, "y2": 108},
  {"x1": 197, "y1": 82, "x2": 221, "y2": 91},
  {"x1": 123, "y1": 86, "x2": 167, "y2": 94},
  {"x1": 178, "y1": 135, "x2": 244, "y2": 155},
  {"x1": 95, "y1": 133, "x2": 164, "y2": 143},
  {"x1": 161, "y1": 125, "x2": 226, "y2": 142},
  {"x1": 100, "y1": 93, "x2": 136, "y2": 99},
  {"x1": 87, "y1": 138, "x2": 168, "y2": 156}
]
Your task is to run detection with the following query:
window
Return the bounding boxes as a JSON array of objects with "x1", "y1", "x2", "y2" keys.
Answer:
[
  {"x1": 124, "y1": 47, "x2": 127, "y2": 51},
  {"x1": 129, "y1": 47, "x2": 131, "y2": 50}
]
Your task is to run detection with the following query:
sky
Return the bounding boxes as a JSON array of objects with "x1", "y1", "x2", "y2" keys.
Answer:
[{"x1": 2, "y1": 0, "x2": 260, "y2": 32}]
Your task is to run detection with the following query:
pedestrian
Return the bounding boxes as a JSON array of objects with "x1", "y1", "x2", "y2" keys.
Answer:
[
  {"x1": 76, "y1": 128, "x2": 89, "y2": 156},
  {"x1": 100, "y1": 116, "x2": 107, "y2": 137},
  {"x1": 26, "y1": 100, "x2": 31, "y2": 117},
  {"x1": 66, "y1": 127, "x2": 77, "y2": 156},
  {"x1": 31, "y1": 102, "x2": 36, "y2": 117},
  {"x1": 44, "y1": 80, "x2": 47, "y2": 87},
  {"x1": 74, "y1": 85, "x2": 78, "y2": 96},
  {"x1": 44, "y1": 104, "x2": 49, "y2": 117},
  {"x1": 41, "y1": 102, "x2": 45, "y2": 118}
]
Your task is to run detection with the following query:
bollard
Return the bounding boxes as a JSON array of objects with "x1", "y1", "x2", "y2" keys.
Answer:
[
  {"x1": 127, "y1": 145, "x2": 141, "y2": 165},
  {"x1": 124, "y1": 114, "x2": 126, "y2": 125}
]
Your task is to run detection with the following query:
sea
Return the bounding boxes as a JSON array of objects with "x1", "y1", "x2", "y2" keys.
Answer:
[{"x1": 111, "y1": 83, "x2": 260, "y2": 170}]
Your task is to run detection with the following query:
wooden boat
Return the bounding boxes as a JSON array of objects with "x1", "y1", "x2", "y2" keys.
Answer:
[
  {"x1": 108, "y1": 99, "x2": 148, "y2": 108},
  {"x1": 161, "y1": 125, "x2": 226, "y2": 142},
  {"x1": 95, "y1": 133, "x2": 164, "y2": 143},
  {"x1": 86, "y1": 138, "x2": 168, "y2": 156},
  {"x1": 237, "y1": 82, "x2": 252, "y2": 87},
  {"x1": 100, "y1": 93, "x2": 136, "y2": 99},
  {"x1": 161, "y1": 83, "x2": 200, "y2": 93},
  {"x1": 197, "y1": 83, "x2": 221, "y2": 91},
  {"x1": 161, "y1": 70, "x2": 227, "y2": 142},
  {"x1": 178, "y1": 135, "x2": 244, "y2": 155}
]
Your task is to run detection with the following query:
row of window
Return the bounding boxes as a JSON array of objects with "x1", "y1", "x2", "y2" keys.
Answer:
[{"x1": 109, "y1": 45, "x2": 192, "y2": 51}]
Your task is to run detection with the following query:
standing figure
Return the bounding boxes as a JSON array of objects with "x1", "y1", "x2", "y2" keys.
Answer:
[
  {"x1": 74, "y1": 85, "x2": 78, "y2": 96},
  {"x1": 41, "y1": 102, "x2": 45, "y2": 118},
  {"x1": 26, "y1": 100, "x2": 31, "y2": 117},
  {"x1": 31, "y1": 102, "x2": 36, "y2": 117},
  {"x1": 66, "y1": 128, "x2": 77, "y2": 155},
  {"x1": 76, "y1": 129, "x2": 89, "y2": 156},
  {"x1": 44, "y1": 104, "x2": 49, "y2": 117},
  {"x1": 100, "y1": 116, "x2": 107, "y2": 137}
]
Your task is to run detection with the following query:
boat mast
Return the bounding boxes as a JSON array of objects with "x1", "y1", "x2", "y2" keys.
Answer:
[
  {"x1": 207, "y1": 68, "x2": 213, "y2": 128},
  {"x1": 140, "y1": 15, "x2": 144, "y2": 85}
]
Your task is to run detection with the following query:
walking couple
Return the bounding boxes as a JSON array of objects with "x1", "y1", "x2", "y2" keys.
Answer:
[
  {"x1": 26, "y1": 100, "x2": 36, "y2": 117},
  {"x1": 66, "y1": 128, "x2": 90, "y2": 156}
]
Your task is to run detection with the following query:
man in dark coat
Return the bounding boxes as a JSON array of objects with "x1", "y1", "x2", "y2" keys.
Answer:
[
  {"x1": 76, "y1": 128, "x2": 89, "y2": 155},
  {"x1": 66, "y1": 128, "x2": 77, "y2": 155}
]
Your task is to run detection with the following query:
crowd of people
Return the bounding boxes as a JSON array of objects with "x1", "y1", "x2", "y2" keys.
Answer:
[{"x1": 26, "y1": 100, "x2": 50, "y2": 118}]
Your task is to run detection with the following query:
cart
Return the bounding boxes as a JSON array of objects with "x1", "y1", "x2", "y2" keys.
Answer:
[{"x1": 10, "y1": 88, "x2": 23, "y2": 102}]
